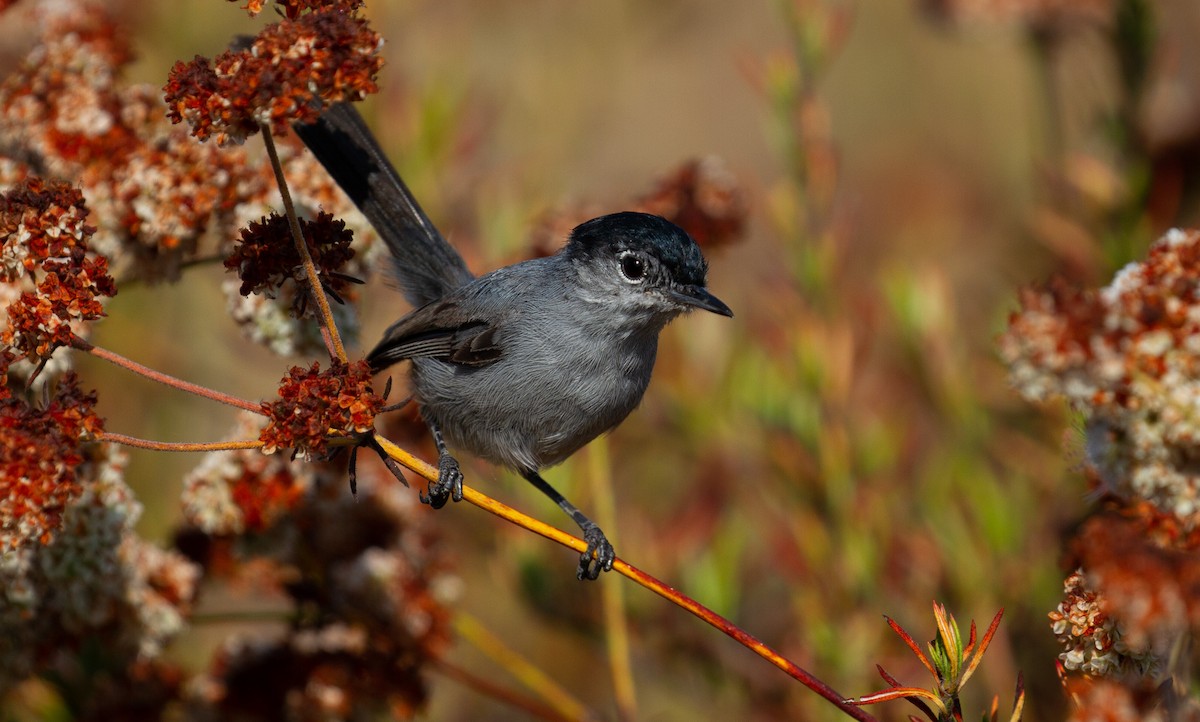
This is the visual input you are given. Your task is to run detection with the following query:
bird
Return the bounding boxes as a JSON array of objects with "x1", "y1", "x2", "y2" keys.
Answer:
[{"x1": 295, "y1": 103, "x2": 731, "y2": 580}]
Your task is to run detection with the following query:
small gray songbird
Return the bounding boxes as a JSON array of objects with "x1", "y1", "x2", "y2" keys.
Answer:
[{"x1": 296, "y1": 104, "x2": 732, "y2": 580}]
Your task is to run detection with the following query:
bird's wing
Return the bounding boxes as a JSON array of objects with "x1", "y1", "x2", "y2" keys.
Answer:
[{"x1": 366, "y1": 298, "x2": 504, "y2": 371}]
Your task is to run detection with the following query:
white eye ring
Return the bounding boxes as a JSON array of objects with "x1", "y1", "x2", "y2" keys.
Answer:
[{"x1": 618, "y1": 251, "x2": 646, "y2": 283}]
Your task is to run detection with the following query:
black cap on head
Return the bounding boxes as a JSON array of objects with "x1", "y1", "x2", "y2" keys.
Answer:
[{"x1": 566, "y1": 212, "x2": 710, "y2": 288}]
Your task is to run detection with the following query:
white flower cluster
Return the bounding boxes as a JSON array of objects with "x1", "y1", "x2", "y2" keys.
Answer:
[{"x1": 1002, "y1": 228, "x2": 1200, "y2": 523}]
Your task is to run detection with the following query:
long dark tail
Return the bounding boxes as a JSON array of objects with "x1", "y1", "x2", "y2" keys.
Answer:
[{"x1": 293, "y1": 103, "x2": 473, "y2": 307}]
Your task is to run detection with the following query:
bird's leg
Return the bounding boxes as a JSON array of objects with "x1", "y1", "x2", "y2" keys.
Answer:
[
  {"x1": 421, "y1": 415, "x2": 463, "y2": 509},
  {"x1": 520, "y1": 468, "x2": 615, "y2": 580}
]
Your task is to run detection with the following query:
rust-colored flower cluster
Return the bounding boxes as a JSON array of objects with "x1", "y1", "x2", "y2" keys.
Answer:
[
  {"x1": 1067, "y1": 504, "x2": 1200, "y2": 656},
  {"x1": 164, "y1": 0, "x2": 382, "y2": 146},
  {"x1": 183, "y1": 415, "x2": 314, "y2": 535},
  {"x1": 225, "y1": 211, "x2": 358, "y2": 309},
  {"x1": 0, "y1": 178, "x2": 115, "y2": 386},
  {"x1": 1048, "y1": 569, "x2": 1157, "y2": 677},
  {"x1": 0, "y1": 373, "x2": 103, "y2": 552},
  {"x1": 260, "y1": 360, "x2": 383, "y2": 459},
  {"x1": 0, "y1": 442, "x2": 200, "y2": 698},
  {"x1": 179, "y1": 454, "x2": 454, "y2": 721},
  {"x1": 635, "y1": 157, "x2": 747, "y2": 251},
  {"x1": 0, "y1": 0, "x2": 375, "y2": 286}
]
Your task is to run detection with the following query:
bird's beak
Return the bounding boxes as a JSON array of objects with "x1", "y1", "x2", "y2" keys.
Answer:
[{"x1": 670, "y1": 286, "x2": 734, "y2": 317}]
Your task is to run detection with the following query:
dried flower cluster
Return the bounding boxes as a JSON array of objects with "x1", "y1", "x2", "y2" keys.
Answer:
[
  {"x1": 0, "y1": 442, "x2": 200, "y2": 695},
  {"x1": 1003, "y1": 228, "x2": 1200, "y2": 521},
  {"x1": 0, "y1": 178, "x2": 115, "y2": 387},
  {"x1": 1048, "y1": 569, "x2": 1157, "y2": 677},
  {"x1": 164, "y1": 0, "x2": 382, "y2": 146},
  {"x1": 0, "y1": 373, "x2": 102, "y2": 551},
  {"x1": 260, "y1": 360, "x2": 383, "y2": 459},
  {"x1": 1068, "y1": 505, "x2": 1200, "y2": 658},
  {"x1": 635, "y1": 157, "x2": 747, "y2": 251},
  {"x1": 0, "y1": 0, "x2": 377, "y2": 301},
  {"x1": 222, "y1": 210, "x2": 369, "y2": 357},
  {"x1": 183, "y1": 414, "x2": 315, "y2": 535},
  {"x1": 226, "y1": 211, "x2": 358, "y2": 308},
  {"x1": 1004, "y1": 228, "x2": 1200, "y2": 711},
  {"x1": 179, "y1": 445, "x2": 454, "y2": 721}
]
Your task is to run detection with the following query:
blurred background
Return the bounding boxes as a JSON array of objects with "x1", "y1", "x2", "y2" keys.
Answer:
[{"x1": 15, "y1": 0, "x2": 1196, "y2": 718}]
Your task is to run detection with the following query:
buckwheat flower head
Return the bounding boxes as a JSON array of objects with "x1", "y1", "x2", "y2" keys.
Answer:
[
  {"x1": 182, "y1": 416, "x2": 315, "y2": 536},
  {"x1": 0, "y1": 373, "x2": 103, "y2": 552},
  {"x1": 0, "y1": 178, "x2": 116, "y2": 389},
  {"x1": 0, "y1": 443, "x2": 200, "y2": 694},
  {"x1": 259, "y1": 360, "x2": 383, "y2": 459},
  {"x1": 181, "y1": 462, "x2": 455, "y2": 720},
  {"x1": 1001, "y1": 228, "x2": 1200, "y2": 523},
  {"x1": 0, "y1": 0, "x2": 375, "y2": 285},
  {"x1": 164, "y1": 0, "x2": 383, "y2": 146},
  {"x1": 1048, "y1": 570, "x2": 1158, "y2": 678}
]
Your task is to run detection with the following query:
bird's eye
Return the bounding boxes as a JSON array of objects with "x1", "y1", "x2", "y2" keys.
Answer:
[{"x1": 619, "y1": 253, "x2": 645, "y2": 282}]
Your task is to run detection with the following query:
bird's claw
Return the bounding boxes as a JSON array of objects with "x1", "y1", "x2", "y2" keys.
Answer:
[
  {"x1": 420, "y1": 453, "x2": 463, "y2": 509},
  {"x1": 577, "y1": 525, "x2": 616, "y2": 581}
]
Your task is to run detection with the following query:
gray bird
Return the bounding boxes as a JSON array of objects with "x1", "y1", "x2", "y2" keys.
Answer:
[{"x1": 296, "y1": 104, "x2": 732, "y2": 579}]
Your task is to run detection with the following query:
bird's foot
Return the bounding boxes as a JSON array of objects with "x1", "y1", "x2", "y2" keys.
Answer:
[
  {"x1": 577, "y1": 522, "x2": 616, "y2": 581},
  {"x1": 420, "y1": 452, "x2": 463, "y2": 509}
]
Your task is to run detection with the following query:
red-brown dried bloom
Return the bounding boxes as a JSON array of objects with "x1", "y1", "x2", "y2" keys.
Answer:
[
  {"x1": 635, "y1": 157, "x2": 747, "y2": 250},
  {"x1": 1048, "y1": 569, "x2": 1157, "y2": 678},
  {"x1": 225, "y1": 211, "x2": 357, "y2": 313},
  {"x1": 1067, "y1": 505, "x2": 1200, "y2": 656},
  {"x1": 1, "y1": 178, "x2": 116, "y2": 368},
  {"x1": 260, "y1": 360, "x2": 382, "y2": 459},
  {"x1": 164, "y1": 2, "x2": 382, "y2": 145},
  {"x1": 0, "y1": 373, "x2": 103, "y2": 552},
  {"x1": 2, "y1": 1, "x2": 378, "y2": 288},
  {"x1": 181, "y1": 462, "x2": 454, "y2": 721},
  {"x1": 237, "y1": 0, "x2": 365, "y2": 19},
  {"x1": 183, "y1": 419, "x2": 314, "y2": 536},
  {"x1": 0, "y1": 177, "x2": 93, "y2": 280}
]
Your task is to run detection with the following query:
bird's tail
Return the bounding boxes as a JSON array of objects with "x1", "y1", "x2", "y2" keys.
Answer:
[{"x1": 293, "y1": 102, "x2": 474, "y2": 307}]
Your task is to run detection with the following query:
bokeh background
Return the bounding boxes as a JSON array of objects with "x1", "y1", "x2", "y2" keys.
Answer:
[{"x1": 11, "y1": 0, "x2": 1196, "y2": 719}]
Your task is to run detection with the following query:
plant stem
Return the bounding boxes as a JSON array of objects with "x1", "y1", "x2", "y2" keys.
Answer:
[
  {"x1": 434, "y1": 659, "x2": 585, "y2": 722},
  {"x1": 96, "y1": 431, "x2": 263, "y2": 452},
  {"x1": 260, "y1": 124, "x2": 347, "y2": 363},
  {"x1": 586, "y1": 439, "x2": 637, "y2": 721},
  {"x1": 74, "y1": 336, "x2": 262, "y2": 414},
  {"x1": 454, "y1": 612, "x2": 594, "y2": 722}
]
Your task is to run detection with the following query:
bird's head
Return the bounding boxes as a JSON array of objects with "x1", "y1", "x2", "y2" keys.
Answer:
[{"x1": 564, "y1": 212, "x2": 732, "y2": 326}]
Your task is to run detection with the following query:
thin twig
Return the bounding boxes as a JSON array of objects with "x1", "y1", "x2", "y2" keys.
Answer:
[
  {"x1": 433, "y1": 659, "x2": 585, "y2": 722},
  {"x1": 453, "y1": 612, "x2": 594, "y2": 722},
  {"x1": 96, "y1": 431, "x2": 263, "y2": 453},
  {"x1": 259, "y1": 124, "x2": 347, "y2": 363},
  {"x1": 586, "y1": 439, "x2": 637, "y2": 721},
  {"x1": 74, "y1": 337, "x2": 262, "y2": 414},
  {"x1": 369, "y1": 434, "x2": 877, "y2": 722}
]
